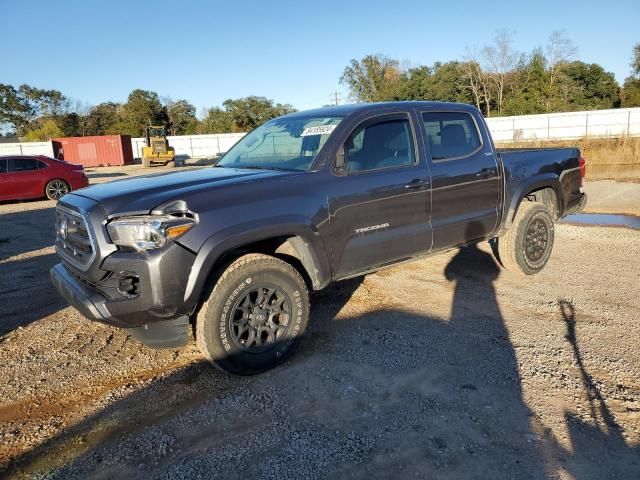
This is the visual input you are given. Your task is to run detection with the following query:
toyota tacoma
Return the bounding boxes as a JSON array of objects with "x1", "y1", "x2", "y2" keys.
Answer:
[{"x1": 50, "y1": 101, "x2": 586, "y2": 374}]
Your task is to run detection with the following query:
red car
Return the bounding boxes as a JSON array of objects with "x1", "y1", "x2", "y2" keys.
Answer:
[{"x1": 0, "y1": 155, "x2": 89, "y2": 201}]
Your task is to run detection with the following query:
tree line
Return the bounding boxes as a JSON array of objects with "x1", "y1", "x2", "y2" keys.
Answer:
[
  {"x1": 1, "y1": 31, "x2": 638, "y2": 141},
  {"x1": 0, "y1": 87, "x2": 295, "y2": 140},
  {"x1": 341, "y1": 31, "x2": 640, "y2": 116}
]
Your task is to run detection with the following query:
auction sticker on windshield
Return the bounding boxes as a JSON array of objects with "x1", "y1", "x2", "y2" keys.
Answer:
[{"x1": 300, "y1": 125, "x2": 337, "y2": 136}]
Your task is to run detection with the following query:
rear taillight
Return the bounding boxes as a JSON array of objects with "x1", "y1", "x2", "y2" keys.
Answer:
[{"x1": 578, "y1": 156, "x2": 586, "y2": 186}]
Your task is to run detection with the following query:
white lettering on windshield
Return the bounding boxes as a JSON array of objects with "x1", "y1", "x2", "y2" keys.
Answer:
[{"x1": 300, "y1": 125, "x2": 337, "y2": 136}]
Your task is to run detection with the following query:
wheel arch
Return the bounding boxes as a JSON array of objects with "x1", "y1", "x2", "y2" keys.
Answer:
[
  {"x1": 183, "y1": 222, "x2": 332, "y2": 309},
  {"x1": 502, "y1": 174, "x2": 563, "y2": 232}
]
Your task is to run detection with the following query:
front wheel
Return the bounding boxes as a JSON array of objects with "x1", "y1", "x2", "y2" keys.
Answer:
[
  {"x1": 196, "y1": 254, "x2": 309, "y2": 375},
  {"x1": 492, "y1": 201, "x2": 555, "y2": 275},
  {"x1": 45, "y1": 179, "x2": 70, "y2": 200}
]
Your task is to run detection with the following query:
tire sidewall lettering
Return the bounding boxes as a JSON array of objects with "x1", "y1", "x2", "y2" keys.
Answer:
[{"x1": 219, "y1": 276, "x2": 251, "y2": 352}]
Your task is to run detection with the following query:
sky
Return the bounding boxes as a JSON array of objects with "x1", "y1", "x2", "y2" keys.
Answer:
[{"x1": 2, "y1": 0, "x2": 639, "y2": 114}]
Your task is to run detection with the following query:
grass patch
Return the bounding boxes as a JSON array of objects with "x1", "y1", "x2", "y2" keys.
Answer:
[
  {"x1": 496, "y1": 136, "x2": 640, "y2": 181},
  {"x1": 496, "y1": 136, "x2": 640, "y2": 166}
]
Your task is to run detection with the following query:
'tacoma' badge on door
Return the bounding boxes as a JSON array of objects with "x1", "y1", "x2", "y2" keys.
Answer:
[{"x1": 354, "y1": 223, "x2": 390, "y2": 234}]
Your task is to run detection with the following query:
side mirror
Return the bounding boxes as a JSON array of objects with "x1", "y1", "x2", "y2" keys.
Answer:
[{"x1": 335, "y1": 144, "x2": 346, "y2": 174}]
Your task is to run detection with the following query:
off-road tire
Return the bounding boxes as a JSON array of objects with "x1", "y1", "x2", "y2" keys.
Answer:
[
  {"x1": 166, "y1": 160, "x2": 176, "y2": 168},
  {"x1": 45, "y1": 179, "x2": 70, "y2": 200},
  {"x1": 142, "y1": 158, "x2": 151, "y2": 168},
  {"x1": 493, "y1": 201, "x2": 555, "y2": 276},
  {"x1": 196, "y1": 254, "x2": 309, "y2": 375}
]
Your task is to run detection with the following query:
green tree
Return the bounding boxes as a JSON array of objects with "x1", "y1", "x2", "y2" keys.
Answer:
[
  {"x1": 562, "y1": 61, "x2": 620, "y2": 110},
  {"x1": 0, "y1": 84, "x2": 68, "y2": 136},
  {"x1": 403, "y1": 62, "x2": 472, "y2": 104},
  {"x1": 621, "y1": 78, "x2": 640, "y2": 107},
  {"x1": 199, "y1": 97, "x2": 295, "y2": 133},
  {"x1": 56, "y1": 112, "x2": 83, "y2": 137},
  {"x1": 340, "y1": 55, "x2": 405, "y2": 102},
  {"x1": 503, "y1": 50, "x2": 550, "y2": 115},
  {"x1": 117, "y1": 89, "x2": 167, "y2": 136},
  {"x1": 23, "y1": 118, "x2": 63, "y2": 141},
  {"x1": 200, "y1": 107, "x2": 234, "y2": 133},
  {"x1": 85, "y1": 102, "x2": 121, "y2": 135},
  {"x1": 222, "y1": 96, "x2": 296, "y2": 131},
  {"x1": 165, "y1": 99, "x2": 197, "y2": 135},
  {"x1": 621, "y1": 43, "x2": 640, "y2": 107}
]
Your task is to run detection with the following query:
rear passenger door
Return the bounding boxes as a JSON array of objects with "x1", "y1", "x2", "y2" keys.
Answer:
[
  {"x1": 420, "y1": 110, "x2": 500, "y2": 250},
  {"x1": 327, "y1": 113, "x2": 432, "y2": 279}
]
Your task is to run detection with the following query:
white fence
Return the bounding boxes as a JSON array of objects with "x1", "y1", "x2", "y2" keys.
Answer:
[
  {"x1": 2, "y1": 107, "x2": 639, "y2": 161},
  {"x1": 486, "y1": 107, "x2": 640, "y2": 143},
  {"x1": 130, "y1": 133, "x2": 245, "y2": 159},
  {"x1": 0, "y1": 141, "x2": 54, "y2": 157}
]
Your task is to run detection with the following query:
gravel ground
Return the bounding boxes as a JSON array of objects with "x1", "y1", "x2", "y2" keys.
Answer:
[{"x1": 0, "y1": 170, "x2": 639, "y2": 479}]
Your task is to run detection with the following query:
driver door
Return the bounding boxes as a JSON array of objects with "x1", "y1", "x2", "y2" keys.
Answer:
[{"x1": 327, "y1": 113, "x2": 432, "y2": 279}]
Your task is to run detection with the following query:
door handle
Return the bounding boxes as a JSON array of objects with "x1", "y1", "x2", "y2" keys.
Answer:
[
  {"x1": 405, "y1": 178, "x2": 429, "y2": 189},
  {"x1": 476, "y1": 168, "x2": 496, "y2": 178}
]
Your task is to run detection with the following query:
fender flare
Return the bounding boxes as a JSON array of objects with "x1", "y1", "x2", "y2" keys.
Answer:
[
  {"x1": 182, "y1": 215, "x2": 331, "y2": 307},
  {"x1": 503, "y1": 174, "x2": 563, "y2": 231}
]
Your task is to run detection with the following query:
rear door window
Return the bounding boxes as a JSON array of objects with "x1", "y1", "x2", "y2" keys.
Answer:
[
  {"x1": 421, "y1": 112, "x2": 481, "y2": 161},
  {"x1": 9, "y1": 157, "x2": 40, "y2": 172},
  {"x1": 0, "y1": 159, "x2": 7, "y2": 173},
  {"x1": 346, "y1": 118, "x2": 416, "y2": 173}
]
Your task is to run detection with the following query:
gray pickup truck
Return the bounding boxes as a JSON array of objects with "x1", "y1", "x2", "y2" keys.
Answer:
[{"x1": 51, "y1": 101, "x2": 586, "y2": 374}]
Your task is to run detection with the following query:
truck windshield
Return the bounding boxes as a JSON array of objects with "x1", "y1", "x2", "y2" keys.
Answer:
[{"x1": 218, "y1": 116, "x2": 343, "y2": 171}]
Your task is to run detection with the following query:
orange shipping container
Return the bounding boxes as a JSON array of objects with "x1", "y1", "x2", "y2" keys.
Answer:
[{"x1": 52, "y1": 135, "x2": 133, "y2": 167}]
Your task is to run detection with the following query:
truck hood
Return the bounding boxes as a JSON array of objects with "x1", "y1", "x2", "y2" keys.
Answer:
[{"x1": 72, "y1": 167, "x2": 293, "y2": 216}]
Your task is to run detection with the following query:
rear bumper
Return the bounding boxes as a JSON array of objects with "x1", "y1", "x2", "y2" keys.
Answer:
[
  {"x1": 564, "y1": 192, "x2": 587, "y2": 217},
  {"x1": 69, "y1": 174, "x2": 89, "y2": 190}
]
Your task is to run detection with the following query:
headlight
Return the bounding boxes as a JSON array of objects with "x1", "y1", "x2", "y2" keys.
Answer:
[{"x1": 107, "y1": 215, "x2": 196, "y2": 251}]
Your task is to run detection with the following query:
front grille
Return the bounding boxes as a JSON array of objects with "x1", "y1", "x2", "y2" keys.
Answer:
[{"x1": 55, "y1": 205, "x2": 96, "y2": 270}]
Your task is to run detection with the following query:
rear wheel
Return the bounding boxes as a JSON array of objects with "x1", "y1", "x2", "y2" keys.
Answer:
[
  {"x1": 493, "y1": 201, "x2": 555, "y2": 275},
  {"x1": 166, "y1": 160, "x2": 176, "y2": 168},
  {"x1": 196, "y1": 254, "x2": 309, "y2": 375},
  {"x1": 142, "y1": 158, "x2": 151, "y2": 168},
  {"x1": 45, "y1": 179, "x2": 70, "y2": 200}
]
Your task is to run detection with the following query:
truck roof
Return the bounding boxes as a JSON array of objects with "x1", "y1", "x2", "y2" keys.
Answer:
[{"x1": 284, "y1": 101, "x2": 477, "y2": 118}]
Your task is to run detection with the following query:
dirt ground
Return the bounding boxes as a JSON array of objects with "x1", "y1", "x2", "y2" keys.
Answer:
[{"x1": 0, "y1": 166, "x2": 639, "y2": 479}]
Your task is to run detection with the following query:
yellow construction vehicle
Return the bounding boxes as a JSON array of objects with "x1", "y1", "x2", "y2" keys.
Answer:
[{"x1": 142, "y1": 125, "x2": 175, "y2": 167}]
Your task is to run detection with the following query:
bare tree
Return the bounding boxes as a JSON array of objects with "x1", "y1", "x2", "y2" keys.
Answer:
[
  {"x1": 461, "y1": 53, "x2": 489, "y2": 115},
  {"x1": 482, "y1": 29, "x2": 519, "y2": 115},
  {"x1": 545, "y1": 30, "x2": 578, "y2": 110}
]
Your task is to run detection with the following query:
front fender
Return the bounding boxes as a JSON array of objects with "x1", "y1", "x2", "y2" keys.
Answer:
[{"x1": 181, "y1": 215, "x2": 331, "y2": 307}]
